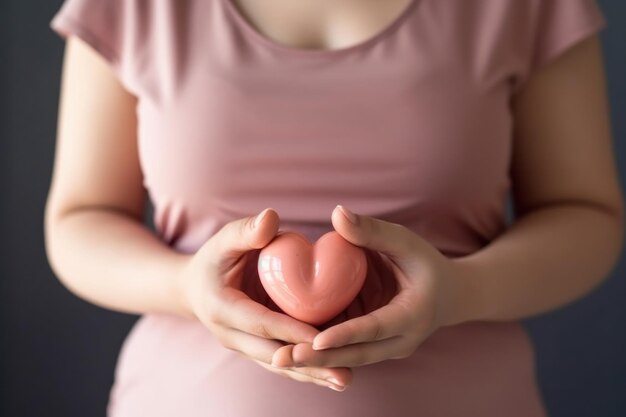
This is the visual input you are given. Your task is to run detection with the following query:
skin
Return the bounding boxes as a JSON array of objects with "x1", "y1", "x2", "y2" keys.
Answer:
[
  {"x1": 45, "y1": 0, "x2": 624, "y2": 393},
  {"x1": 227, "y1": 0, "x2": 416, "y2": 51}
]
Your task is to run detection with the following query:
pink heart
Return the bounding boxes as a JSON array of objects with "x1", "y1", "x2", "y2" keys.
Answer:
[{"x1": 257, "y1": 230, "x2": 367, "y2": 326}]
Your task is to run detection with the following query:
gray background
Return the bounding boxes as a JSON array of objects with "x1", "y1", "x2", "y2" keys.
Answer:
[{"x1": 2, "y1": 1, "x2": 624, "y2": 416}]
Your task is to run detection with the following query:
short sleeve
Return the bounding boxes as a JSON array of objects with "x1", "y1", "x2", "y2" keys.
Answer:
[
  {"x1": 512, "y1": 0, "x2": 607, "y2": 95},
  {"x1": 49, "y1": 0, "x2": 130, "y2": 84}
]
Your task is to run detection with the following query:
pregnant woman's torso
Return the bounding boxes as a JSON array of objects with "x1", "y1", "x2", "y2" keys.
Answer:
[
  {"x1": 226, "y1": 0, "x2": 416, "y2": 52},
  {"x1": 51, "y1": 0, "x2": 608, "y2": 415},
  {"x1": 110, "y1": 0, "x2": 544, "y2": 414}
]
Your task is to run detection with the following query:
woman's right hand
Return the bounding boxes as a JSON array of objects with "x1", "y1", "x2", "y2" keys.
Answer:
[{"x1": 176, "y1": 208, "x2": 352, "y2": 391}]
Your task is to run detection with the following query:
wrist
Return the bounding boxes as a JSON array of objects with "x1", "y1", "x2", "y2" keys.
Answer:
[
  {"x1": 173, "y1": 253, "x2": 198, "y2": 320},
  {"x1": 440, "y1": 256, "x2": 486, "y2": 327}
]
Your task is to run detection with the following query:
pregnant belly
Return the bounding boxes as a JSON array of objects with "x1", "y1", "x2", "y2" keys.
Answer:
[{"x1": 107, "y1": 313, "x2": 548, "y2": 417}]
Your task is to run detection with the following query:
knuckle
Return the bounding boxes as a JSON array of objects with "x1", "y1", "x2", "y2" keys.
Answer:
[
  {"x1": 204, "y1": 303, "x2": 223, "y2": 325},
  {"x1": 206, "y1": 310, "x2": 222, "y2": 327},
  {"x1": 364, "y1": 219, "x2": 380, "y2": 247},
  {"x1": 245, "y1": 215, "x2": 257, "y2": 233},
  {"x1": 254, "y1": 323, "x2": 272, "y2": 339},
  {"x1": 251, "y1": 312, "x2": 273, "y2": 339},
  {"x1": 216, "y1": 220, "x2": 241, "y2": 250},
  {"x1": 231, "y1": 216, "x2": 257, "y2": 248},
  {"x1": 241, "y1": 216, "x2": 256, "y2": 243},
  {"x1": 368, "y1": 314, "x2": 383, "y2": 341}
]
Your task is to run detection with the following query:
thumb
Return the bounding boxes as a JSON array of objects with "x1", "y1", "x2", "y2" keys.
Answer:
[
  {"x1": 207, "y1": 208, "x2": 279, "y2": 265},
  {"x1": 331, "y1": 205, "x2": 416, "y2": 260}
]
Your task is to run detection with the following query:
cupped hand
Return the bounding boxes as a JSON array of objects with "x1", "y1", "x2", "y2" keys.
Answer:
[
  {"x1": 177, "y1": 208, "x2": 352, "y2": 391},
  {"x1": 272, "y1": 205, "x2": 459, "y2": 370},
  {"x1": 316, "y1": 247, "x2": 399, "y2": 330}
]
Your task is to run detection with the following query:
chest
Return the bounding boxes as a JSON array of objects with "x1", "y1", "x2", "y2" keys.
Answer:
[
  {"x1": 227, "y1": 0, "x2": 416, "y2": 51},
  {"x1": 133, "y1": 0, "x2": 520, "y2": 226}
]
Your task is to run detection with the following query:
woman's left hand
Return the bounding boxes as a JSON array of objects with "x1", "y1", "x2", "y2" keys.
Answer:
[{"x1": 272, "y1": 205, "x2": 463, "y2": 370}]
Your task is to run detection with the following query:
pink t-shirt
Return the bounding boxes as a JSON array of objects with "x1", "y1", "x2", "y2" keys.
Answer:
[{"x1": 50, "y1": 1, "x2": 606, "y2": 415}]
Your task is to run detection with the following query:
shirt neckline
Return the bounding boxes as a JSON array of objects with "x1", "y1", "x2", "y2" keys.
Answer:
[{"x1": 219, "y1": 0, "x2": 422, "y2": 58}]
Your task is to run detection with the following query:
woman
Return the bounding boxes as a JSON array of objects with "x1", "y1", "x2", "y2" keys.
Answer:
[{"x1": 45, "y1": 0, "x2": 624, "y2": 415}]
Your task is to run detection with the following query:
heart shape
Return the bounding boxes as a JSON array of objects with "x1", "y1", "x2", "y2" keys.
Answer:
[{"x1": 257, "y1": 230, "x2": 367, "y2": 326}]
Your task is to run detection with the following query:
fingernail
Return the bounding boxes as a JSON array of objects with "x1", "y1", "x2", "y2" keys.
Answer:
[
  {"x1": 312, "y1": 342, "x2": 329, "y2": 351},
  {"x1": 254, "y1": 209, "x2": 269, "y2": 229},
  {"x1": 312, "y1": 337, "x2": 330, "y2": 350},
  {"x1": 327, "y1": 378, "x2": 342, "y2": 386},
  {"x1": 337, "y1": 205, "x2": 358, "y2": 225},
  {"x1": 327, "y1": 382, "x2": 345, "y2": 392}
]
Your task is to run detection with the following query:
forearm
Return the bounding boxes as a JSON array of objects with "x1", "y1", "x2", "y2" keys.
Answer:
[
  {"x1": 44, "y1": 207, "x2": 194, "y2": 319},
  {"x1": 445, "y1": 202, "x2": 624, "y2": 326}
]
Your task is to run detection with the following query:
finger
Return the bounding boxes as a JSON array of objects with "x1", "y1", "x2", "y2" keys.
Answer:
[
  {"x1": 270, "y1": 345, "x2": 352, "y2": 388},
  {"x1": 206, "y1": 208, "x2": 279, "y2": 265},
  {"x1": 222, "y1": 329, "x2": 351, "y2": 389},
  {"x1": 218, "y1": 288, "x2": 319, "y2": 344},
  {"x1": 254, "y1": 360, "x2": 350, "y2": 391},
  {"x1": 312, "y1": 293, "x2": 416, "y2": 349},
  {"x1": 217, "y1": 327, "x2": 352, "y2": 389},
  {"x1": 270, "y1": 344, "x2": 295, "y2": 368},
  {"x1": 270, "y1": 348, "x2": 353, "y2": 389},
  {"x1": 216, "y1": 326, "x2": 284, "y2": 365},
  {"x1": 291, "y1": 338, "x2": 414, "y2": 368},
  {"x1": 332, "y1": 205, "x2": 418, "y2": 259}
]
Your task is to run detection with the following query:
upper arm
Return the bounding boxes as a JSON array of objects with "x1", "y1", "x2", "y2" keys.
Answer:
[
  {"x1": 45, "y1": 35, "x2": 146, "y2": 225},
  {"x1": 509, "y1": 34, "x2": 624, "y2": 220}
]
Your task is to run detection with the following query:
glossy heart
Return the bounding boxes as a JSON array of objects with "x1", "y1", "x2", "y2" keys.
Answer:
[{"x1": 257, "y1": 230, "x2": 367, "y2": 326}]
